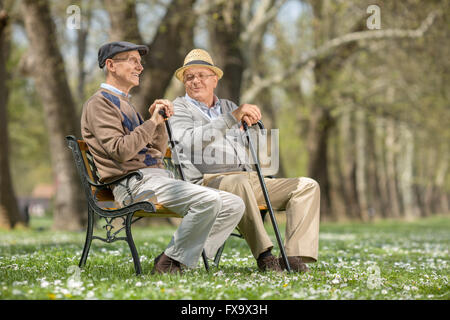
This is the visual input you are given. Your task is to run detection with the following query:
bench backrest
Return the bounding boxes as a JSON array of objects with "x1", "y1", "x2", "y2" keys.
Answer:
[
  {"x1": 66, "y1": 136, "x2": 114, "y2": 208},
  {"x1": 78, "y1": 139, "x2": 115, "y2": 203}
]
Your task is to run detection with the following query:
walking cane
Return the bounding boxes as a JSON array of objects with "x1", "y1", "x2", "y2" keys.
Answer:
[
  {"x1": 243, "y1": 120, "x2": 292, "y2": 273},
  {"x1": 158, "y1": 109, "x2": 210, "y2": 271}
]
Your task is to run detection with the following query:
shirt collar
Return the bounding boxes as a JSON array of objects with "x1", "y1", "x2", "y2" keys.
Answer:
[
  {"x1": 185, "y1": 93, "x2": 220, "y2": 111},
  {"x1": 100, "y1": 83, "x2": 131, "y2": 99}
]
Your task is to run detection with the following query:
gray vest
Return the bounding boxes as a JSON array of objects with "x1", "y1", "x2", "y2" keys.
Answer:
[{"x1": 170, "y1": 96, "x2": 253, "y2": 184}]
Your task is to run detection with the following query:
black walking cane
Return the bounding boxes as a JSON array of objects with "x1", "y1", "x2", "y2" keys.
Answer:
[
  {"x1": 243, "y1": 120, "x2": 292, "y2": 273},
  {"x1": 158, "y1": 109, "x2": 210, "y2": 271}
]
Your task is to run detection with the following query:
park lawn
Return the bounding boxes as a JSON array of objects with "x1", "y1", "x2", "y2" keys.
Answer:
[{"x1": 0, "y1": 215, "x2": 448, "y2": 300}]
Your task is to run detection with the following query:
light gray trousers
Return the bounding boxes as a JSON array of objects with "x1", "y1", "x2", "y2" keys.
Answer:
[{"x1": 112, "y1": 168, "x2": 244, "y2": 268}]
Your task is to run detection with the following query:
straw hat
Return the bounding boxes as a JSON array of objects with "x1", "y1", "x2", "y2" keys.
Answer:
[{"x1": 174, "y1": 49, "x2": 223, "y2": 81}]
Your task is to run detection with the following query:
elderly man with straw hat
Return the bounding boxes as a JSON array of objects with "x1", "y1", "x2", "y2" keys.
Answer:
[
  {"x1": 81, "y1": 42, "x2": 245, "y2": 274},
  {"x1": 170, "y1": 49, "x2": 321, "y2": 273}
]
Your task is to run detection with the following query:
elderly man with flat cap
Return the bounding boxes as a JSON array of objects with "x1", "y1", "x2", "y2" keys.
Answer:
[
  {"x1": 170, "y1": 49, "x2": 321, "y2": 273},
  {"x1": 81, "y1": 42, "x2": 244, "y2": 274}
]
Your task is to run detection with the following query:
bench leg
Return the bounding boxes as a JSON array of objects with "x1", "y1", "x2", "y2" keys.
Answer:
[
  {"x1": 125, "y1": 214, "x2": 142, "y2": 275},
  {"x1": 79, "y1": 207, "x2": 94, "y2": 269},
  {"x1": 214, "y1": 232, "x2": 243, "y2": 268},
  {"x1": 214, "y1": 242, "x2": 226, "y2": 267},
  {"x1": 202, "y1": 249, "x2": 210, "y2": 272}
]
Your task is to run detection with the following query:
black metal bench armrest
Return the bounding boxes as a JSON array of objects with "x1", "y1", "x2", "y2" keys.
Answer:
[
  {"x1": 84, "y1": 170, "x2": 143, "y2": 189},
  {"x1": 95, "y1": 201, "x2": 156, "y2": 218},
  {"x1": 77, "y1": 199, "x2": 156, "y2": 219}
]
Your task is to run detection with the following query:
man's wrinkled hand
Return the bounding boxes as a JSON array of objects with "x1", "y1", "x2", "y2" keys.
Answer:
[
  {"x1": 149, "y1": 99, "x2": 174, "y2": 118},
  {"x1": 149, "y1": 99, "x2": 174, "y2": 126},
  {"x1": 232, "y1": 103, "x2": 262, "y2": 129}
]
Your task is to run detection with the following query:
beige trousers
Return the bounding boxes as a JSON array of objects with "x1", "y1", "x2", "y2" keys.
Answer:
[
  {"x1": 113, "y1": 168, "x2": 244, "y2": 268},
  {"x1": 202, "y1": 171, "x2": 320, "y2": 262}
]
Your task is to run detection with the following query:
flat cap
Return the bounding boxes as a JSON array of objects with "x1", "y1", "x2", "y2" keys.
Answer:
[{"x1": 98, "y1": 41, "x2": 149, "y2": 69}]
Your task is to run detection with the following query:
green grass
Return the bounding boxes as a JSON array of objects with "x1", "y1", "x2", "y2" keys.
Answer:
[{"x1": 0, "y1": 215, "x2": 448, "y2": 300}]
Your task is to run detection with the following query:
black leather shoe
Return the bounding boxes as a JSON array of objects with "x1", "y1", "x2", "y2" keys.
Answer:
[
  {"x1": 257, "y1": 254, "x2": 283, "y2": 272},
  {"x1": 279, "y1": 256, "x2": 310, "y2": 273},
  {"x1": 151, "y1": 252, "x2": 183, "y2": 275}
]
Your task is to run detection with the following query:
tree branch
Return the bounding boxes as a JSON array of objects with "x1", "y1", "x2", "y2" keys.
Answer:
[
  {"x1": 103, "y1": 0, "x2": 143, "y2": 43},
  {"x1": 241, "y1": 10, "x2": 439, "y2": 102},
  {"x1": 240, "y1": 0, "x2": 286, "y2": 43},
  {"x1": 193, "y1": 0, "x2": 227, "y2": 16}
]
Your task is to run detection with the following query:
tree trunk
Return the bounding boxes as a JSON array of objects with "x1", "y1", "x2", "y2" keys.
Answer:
[
  {"x1": 355, "y1": 109, "x2": 369, "y2": 221},
  {"x1": 306, "y1": 106, "x2": 333, "y2": 219},
  {"x1": 434, "y1": 148, "x2": 449, "y2": 213},
  {"x1": 425, "y1": 146, "x2": 448, "y2": 215},
  {"x1": 337, "y1": 106, "x2": 360, "y2": 219},
  {"x1": 385, "y1": 118, "x2": 401, "y2": 218},
  {"x1": 76, "y1": 0, "x2": 93, "y2": 105},
  {"x1": 209, "y1": 1, "x2": 244, "y2": 104},
  {"x1": 423, "y1": 176, "x2": 434, "y2": 216},
  {"x1": 413, "y1": 132, "x2": 428, "y2": 217},
  {"x1": 0, "y1": 6, "x2": 24, "y2": 229},
  {"x1": 22, "y1": 0, "x2": 86, "y2": 231},
  {"x1": 398, "y1": 123, "x2": 419, "y2": 220},
  {"x1": 103, "y1": 0, "x2": 142, "y2": 44},
  {"x1": 329, "y1": 124, "x2": 350, "y2": 221},
  {"x1": 374, "y1": 117, "x2": 391, "y2": 218},
  {"x1": 366, "y1": 117, "x2": 384, "y2": 220},
  {"x1": 104, "y1": 0, "x2": 197, "y2": 117}
]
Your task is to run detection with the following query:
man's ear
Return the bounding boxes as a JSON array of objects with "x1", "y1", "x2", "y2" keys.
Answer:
[{"x1": 105, "y1": 59, "x2": 115, "y2": 73}]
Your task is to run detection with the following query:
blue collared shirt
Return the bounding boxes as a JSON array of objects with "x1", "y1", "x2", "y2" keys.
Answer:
[
  {"x1": 100, "y1": 83, "x2": 131, "y2": 99},
  {"x1": 185, "y1": 93, "x2": 221, "y2": 120}
]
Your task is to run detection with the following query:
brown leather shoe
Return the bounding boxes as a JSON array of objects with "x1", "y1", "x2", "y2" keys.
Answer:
[
  {"x1": 151, "y1": 252, "x2": 183, "y2": 275},
  {"x1": 257, "y1": 254, "x2": 283, "y2": 272},
  {"x1": 279, "y1": 256, "x2": 310, "y2": 273}
]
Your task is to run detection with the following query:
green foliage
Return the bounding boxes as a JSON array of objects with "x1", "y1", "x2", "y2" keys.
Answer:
[{"x1": 0, "y1": 216, "x2": 448, "y2": 300}]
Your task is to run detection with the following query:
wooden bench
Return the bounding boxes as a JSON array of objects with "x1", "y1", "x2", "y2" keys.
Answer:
[{"x1": 66, "y1": 135, "x2": 211, "y2": 275}]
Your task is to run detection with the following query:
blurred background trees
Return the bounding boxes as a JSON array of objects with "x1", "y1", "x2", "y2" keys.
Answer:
[{"x1": 0, "y1": 0, "x2": 448, "y2": 229}]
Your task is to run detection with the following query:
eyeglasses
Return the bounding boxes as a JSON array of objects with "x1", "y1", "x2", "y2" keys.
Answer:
[
  {"x1": 183, "y1": 73, "x2": 216, "y2": 82},
  {"x1": 111, "y1": 56, "x2": 145, "y2": 67}
]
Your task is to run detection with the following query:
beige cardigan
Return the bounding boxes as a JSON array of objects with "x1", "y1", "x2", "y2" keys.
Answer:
[{"x1": 81, "y1": 88, "x2": 167, "y2": 183}]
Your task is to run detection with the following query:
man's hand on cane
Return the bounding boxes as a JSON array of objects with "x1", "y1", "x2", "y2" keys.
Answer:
[
  {"x1": 232, "y1": 103, "x2": 262, "y2": 130},
  {"x1": 149, "y1": 99, "x2": 174, "y2": 125}
]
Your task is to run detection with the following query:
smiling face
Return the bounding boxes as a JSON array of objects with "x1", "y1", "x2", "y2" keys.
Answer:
[
  {"x1": 105, "y1": 50, "x2": 143, "y2": 94},
  {"x1": 183, "y1": 66, "x2": 218, "y2": 107}
]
